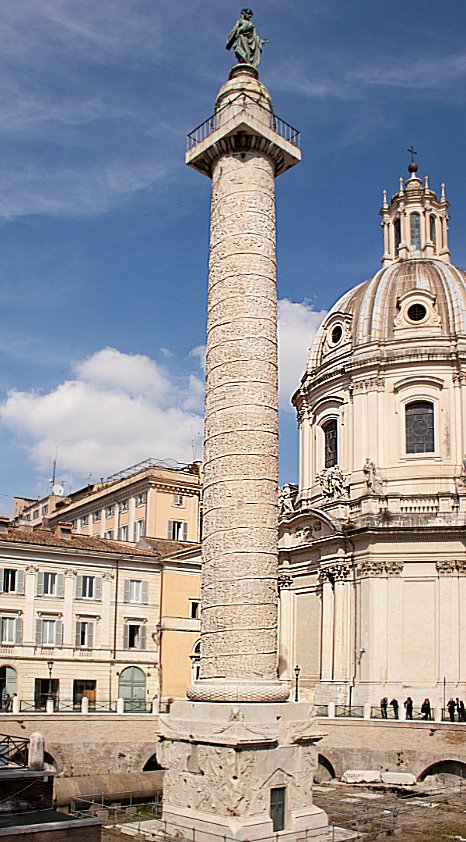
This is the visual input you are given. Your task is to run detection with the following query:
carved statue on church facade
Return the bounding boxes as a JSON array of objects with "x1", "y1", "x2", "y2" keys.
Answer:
[
  {"x1": 317, "y1": 465, "x2": 349, "y2": 499},
  {"x1": 363, "y1": 458, "x2": 383, "y2": 494},
  {"x1": 279, "y1": 482, "x2": 298, "y2": 514}
]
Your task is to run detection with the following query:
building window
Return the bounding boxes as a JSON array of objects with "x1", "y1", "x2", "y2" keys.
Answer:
[
  {"x1": 119, "y1": 500, "x2": 129, "y2": 512},
  {"x1": 80, "y1": 515, "x2": 89, "y2": 527},
  {"x1": 41, "y1": 505, "x2": 48, "y2": 515},
  {"x1": 394, "y1": 218, "x2": 401, "y2": 255},
  {"x1": 173, "y1": 494, "x2": 184, "y2": 507},
  {"x1": 407, "y1": 302, "x2": 427, "y2": 322},
  {"x1": 0, "y1": 569, "x2": 24, "y2": 595},
  {"x1": 168, "y1": 520, "x2": 188, "y2": 540},
  {"x1": 32, "y1": 509, "x2": 39, "y2": 520},
  {"x1": 0, "y1": 617, "x2": 20, "y2": 645},
  {"x1": 75, "y1": 621, "x2": 94, "y2": 648},
  {"x1": 24, "y1": 514, "x2": 31, "y2": 522},
  {"x1": 77, "y1": 575, "x2": 102, "y2": 600},
  {"x1": 43, "y1": 572, "x2": 56, "y2": 596},
  {"x1": 36, "y1": 618, "x2": 62, "y2": 647},
  {"x1": 133, "y1": 520, "x2": 145, "y2": 541},
  {"x1": 124, "y1": 579, "x2": 148, "y2": 604},
  {"x1": 105, "y1": 506, "x2": 114, "y2": 517},
  {"x1": 405, "y1": 401, "x2": 434, "y2": 454},
  {"x1": 92, "y1": 512, "x2": 100, "y2": 523},
  {"x1": 135, "y1": 493, "x2": 146, "y2": 507},
  {"x1": 124, "y1": 623, "x2": 146, "y2": 650},
  {"x1": 104, "y1": 530, "x2": 113, "y2": 540},
  {"x1": 119, "y1": 525, "x2": 129, "y2": 541},
  {"x1": 323, "y1": 419, "x2": 338, "y2": 468},
  {"x1": 191, "y1": 639, "x2": 201, "y2": 682},
  {"x1": 190, "y1": 600, "x2": 200, "y2": 620},
  {"x1": 410, "y1": 212, "x2": 421, "y2": 252},
  {"x1": 430, "y1": 214, "x2": 437, "y2": 249}
]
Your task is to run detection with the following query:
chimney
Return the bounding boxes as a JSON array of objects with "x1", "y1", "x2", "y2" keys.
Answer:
[
  {"x1": 54, "y1": 523, "x2": 73, "y2": 539},
  {"x1": 0, "y1": 516, "x2": 10, "y2": 533}
]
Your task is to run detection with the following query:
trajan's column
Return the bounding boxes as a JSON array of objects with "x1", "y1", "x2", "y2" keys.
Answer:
[{"x1": 159, "y1": 11, "x2": 327, "y2": 840}]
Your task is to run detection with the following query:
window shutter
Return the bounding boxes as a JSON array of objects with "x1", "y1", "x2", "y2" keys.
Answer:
[
  {"x1": 16, "y1": 570, "x2": 25, "y2": 595},
  {"x1": 140, "y1": 625, "x2": 146, "y2": 650},
  {"x1": 94, "y1": 577, "x2": 102, "y2": 601},
  {"x1": 123, "y1": 580, "x2": 130, "y2": 603},
  {"x1": 55, "y1": 621, "x2": 63, "y2": 647},
  {"x1": 141, "y1": 581, "x2": 148, "y2": 605},
  {"x1": 37, "y1": 572, "x2": 44, "y2": 597},
  {"x1": 0, "y1": 568, "x2": 3, "y2": 593},
  {"x1": 15, "y1": 617, "x2": 23, "y2": 644},
  {"x1": 168, "y1": 520, "x2": 174, "y2": 540},
  {"x1": 88, "y1": 623, "x2": 94, "y2": 649},
  {"x1": 123, "y1": 624, "x2": 129, "y2": 649},
  {"x1": 132, "y1": 523, "x2": 138, "y2": 542},
  {"x1": 181, "y1": 522, "x2": 188, "y2": 541},
  {"x1": 75, "y1": 622, "x2": 81, "y2": 648},
  {"x1": 76, "y1": 576, "x2": 83, "y2": 599},
  {"x1": 35, "y1": 619, "x2": 42, "y2": 646},
  {"x1": 57, "y1": 574, "x2": 64, "y2": 598}
]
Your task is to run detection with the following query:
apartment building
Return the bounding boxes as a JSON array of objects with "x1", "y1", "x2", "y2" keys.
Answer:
[
  {"x1": 0, "y1": 518, "x2": 201, "y2": 710},
  {"x1": 14, "y1": 458, "x2": 202, "y2": 544}
]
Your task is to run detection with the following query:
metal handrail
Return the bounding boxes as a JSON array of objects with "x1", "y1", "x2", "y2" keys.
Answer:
[
  {"x1": 187, "y1": 93, "x2": 300, "y2": 151},
  {"x1": 0, "y1": 734, "x2": 29, "y2": 767},
  {"x1": 335, "y1": 704, "x2": 364, "y2": 718}
]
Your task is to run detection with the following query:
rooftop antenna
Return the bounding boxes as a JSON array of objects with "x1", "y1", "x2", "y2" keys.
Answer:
[{"x1": 49, "y1": 449, "x2": 64, "y2": 496}]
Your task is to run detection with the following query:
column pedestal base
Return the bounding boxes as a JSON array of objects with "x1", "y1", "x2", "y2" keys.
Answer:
[{"x1": 158, "y1": 700, "x2": 328, "y2": 841}]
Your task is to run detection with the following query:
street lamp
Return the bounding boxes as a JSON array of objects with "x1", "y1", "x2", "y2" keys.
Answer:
[
  {"x1": 294, "y1": 665, "x2": 301, "y2": 702},
  {"x1": 47, "y1": 660, "x2": 54, "y2": 704}
]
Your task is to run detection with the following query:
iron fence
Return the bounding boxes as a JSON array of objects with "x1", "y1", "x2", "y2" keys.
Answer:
[
  {"x1": 335, "y1": 705, "x2": 364, "y2": 718},
  {"x1": 0, "y1": 733, "x2": 29, "y2": 767},
  {"x1": 187, "y1": 93, "x2": 300, "y2": 151}
]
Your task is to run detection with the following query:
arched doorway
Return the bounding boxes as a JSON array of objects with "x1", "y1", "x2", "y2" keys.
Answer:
[
  {"x1": 118, "y1": 666, "x2": 146, "y2": 711},
  {"x1": 0, "y1": 666, "x2": 17, "y2": 709},
  {"x1": 419, "y1": 760, "x2": 466, "y2": 784}
]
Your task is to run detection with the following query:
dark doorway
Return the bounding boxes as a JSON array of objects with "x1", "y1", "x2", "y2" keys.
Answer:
[
  {"x1": 0, "y1": 666, "x2": 17, "y2": 709},
  {"x1": 73, "y1": 680, "x2": 96, "y2": 710},
  {"x1": 34, "y1": 678, "x2": 59, "y2": 710},
  {"x1": 270, "y1": 786, "x2": 286, "y2": 832}
]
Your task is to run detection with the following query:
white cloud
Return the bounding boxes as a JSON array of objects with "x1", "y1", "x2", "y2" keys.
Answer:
[
  {"x1": 0, "y1": 301, "x2": 325, "y2": 484},
  {"x1": 0, "y1": 347, "x2": 204, "y2": 481},
  {"x1": 278, "y1": 299, "x2": 327, "y2": 410}
]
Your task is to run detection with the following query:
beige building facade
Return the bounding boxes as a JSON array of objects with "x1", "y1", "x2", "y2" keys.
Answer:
[
  {"x1": 278, "y1": 162, "x2": 466, "y2": 709},
  {"x1": 0, "y1": 518, "x2": 201, "y2": 711},
  {"x1": 14, "y1": 458, "x2": 202, "y2": 545}
]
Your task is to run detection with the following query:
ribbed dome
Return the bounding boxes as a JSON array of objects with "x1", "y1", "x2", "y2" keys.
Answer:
[{"x1": 309, "y1": 259, "x2": 466, "y2": 371}]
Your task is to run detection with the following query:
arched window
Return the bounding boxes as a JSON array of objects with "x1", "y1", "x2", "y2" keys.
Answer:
[
  {"x1": 405, "y1": 401, "x2": 434, "y2": 454},
  {"x1": 323, "y1": 419, "x2": 338, "y2": 467},
  {"x1": 190, "y1": 639, "x2": 201, "y2": 682},
  {"x1": 118, "y1": 666, "x2": 146, "y2": 711},
  {"x1": 410, "y1": 212, "x2": 421, "y2": 252},
  {"x1": 394, "y1": 218, "x2": 401, "y2": 256},
  {"x1": 430, "y1": 215, "x2": 437, "y2": 249}
]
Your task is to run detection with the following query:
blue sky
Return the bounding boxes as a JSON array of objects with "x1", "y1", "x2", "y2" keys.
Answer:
[{"x1": 1, "y1": 0, "x2": 466, "y2": 511}]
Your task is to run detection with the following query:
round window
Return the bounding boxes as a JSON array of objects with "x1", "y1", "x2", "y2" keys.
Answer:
[
  {"x1": 407, "y1": 303, "x2": 427, "y2": 322},
  {"x1": 331, "y1": 324, "x2": 343, "y2": 344}
]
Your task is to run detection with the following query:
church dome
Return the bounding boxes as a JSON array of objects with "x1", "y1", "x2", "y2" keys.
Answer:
[
  {"x1": 306, "y1": 166, "x2": 465, "y2": 373},
  {"x1": 308, "y1": 258, "x2": 466, "y2": 371}
]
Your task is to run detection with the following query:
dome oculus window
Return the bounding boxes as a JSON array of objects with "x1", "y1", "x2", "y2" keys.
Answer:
[
  {"x1": 323, "y1": 419, "x2": 338, "y2": 467},
  {"x1": 407, "y1": 303, "x2": 427, "y2": 323},
  {"x1": 405, "y1": 401, "x2": 434, "y2": 454},
  {"x1": 330, "y1": 324, "x2": 343, "y2": 345}
]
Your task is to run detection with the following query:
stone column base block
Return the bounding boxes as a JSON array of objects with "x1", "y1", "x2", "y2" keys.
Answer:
[
  {"x1": 158, "y1": 701, "x2": 328, "y2": 841},
  {"x1": 187, "y1": 679, "x2": 289, "y2": 703}
]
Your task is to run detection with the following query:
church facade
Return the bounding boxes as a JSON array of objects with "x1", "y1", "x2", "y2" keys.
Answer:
[{"x1": 278, "y1": 162, "x2": 466, "y2": 707}]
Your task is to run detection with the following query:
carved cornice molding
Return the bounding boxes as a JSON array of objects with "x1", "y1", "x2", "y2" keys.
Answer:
[
  {"x1": 436, "y1": 559, "x2": 466, "y2": 576},
  {"x1": 358, "y1": 559, "x2": 404, "y2": 577}
]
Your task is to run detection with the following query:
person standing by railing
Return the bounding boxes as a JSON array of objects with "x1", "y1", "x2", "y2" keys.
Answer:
[
  {"x1": 447, "y1": 698, "x2": 457, "y2": 722},
  {"x1": 421, "y1": 698, "x2": 432, "y2": 720},
  {"x1": 404, "y1": 696, "x2": 413, "y2": 720},
  {"x1": 390, "y1": 698, "x2": 399, "y2": 719},
  {"x1": 380, "y1": 697, "x2": 388, "y2": 719}
]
